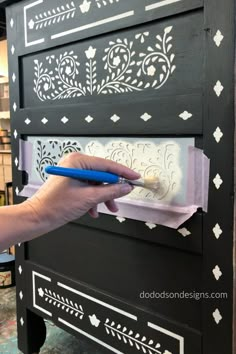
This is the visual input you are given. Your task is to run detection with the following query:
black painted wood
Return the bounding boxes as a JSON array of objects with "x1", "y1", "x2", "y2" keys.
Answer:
[{"x1": 5, "y1": 0, "x2": 235, "y2": 354}]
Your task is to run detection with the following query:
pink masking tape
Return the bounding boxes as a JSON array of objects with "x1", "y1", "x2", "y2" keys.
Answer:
[{"x1": 18, "y1": 140, "x2": 210, "y2": 229}]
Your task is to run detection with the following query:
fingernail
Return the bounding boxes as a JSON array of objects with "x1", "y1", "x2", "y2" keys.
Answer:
[{"x1": 121, "y1": 184, "x2": 132, "y2": 194}]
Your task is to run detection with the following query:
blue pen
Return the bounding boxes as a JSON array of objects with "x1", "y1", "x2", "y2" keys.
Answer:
[{"x1": 45, "y1": 166, "x2": 159, "y2": 191}]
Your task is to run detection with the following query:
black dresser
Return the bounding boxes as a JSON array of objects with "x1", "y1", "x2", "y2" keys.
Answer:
[{"x1": 1, "y1": 0, "x2": 235, "y2": 353}]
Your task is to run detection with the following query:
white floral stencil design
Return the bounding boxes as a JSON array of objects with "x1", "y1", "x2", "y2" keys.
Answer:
[
  {"x1": 33, "y1": 27, "x2": 176, "y2": 101},
  {"x1": 85, "y1": 140, "x2": 182, "y2": 202}
]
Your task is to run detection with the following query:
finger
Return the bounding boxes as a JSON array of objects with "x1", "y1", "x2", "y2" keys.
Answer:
[
  {"x1": 90, "y1": 183, "x2": 132, "y2": 206},
  {"x1": 105, "y1": 200, "x2": 119, "y2": 213},
  {"x1": 62, "y1": 153, "x2": 141, "y2": 180},
  {"x1": 88, "y1": 206, "x2": 99, "y2": 218}
]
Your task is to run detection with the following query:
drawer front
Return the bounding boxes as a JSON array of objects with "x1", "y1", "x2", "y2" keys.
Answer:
[{"x1": 7, "y1": 1, "x2": 234, "y2": 354}]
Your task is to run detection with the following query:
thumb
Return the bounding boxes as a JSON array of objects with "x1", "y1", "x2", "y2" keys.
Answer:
[{"x1": 92, "y1": 183, "x2": 133, "y2": 205}]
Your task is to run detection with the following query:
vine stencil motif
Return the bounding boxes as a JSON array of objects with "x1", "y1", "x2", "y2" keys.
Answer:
[
  {"x1": 38, "y1": 287, "x2": 84, "y2": 319},
  {"x1": 35, "y1": 140, "x2": 82, "y2": 181},
  {"x1": 28, "y1": 0, "x2": 121, "y2": 31},
  {"x1": 105, "y1": 319, "x2": 172, "y2": 354},
  {"x1": 33, "y1": 27, "x2": 176, "y2": 101}
]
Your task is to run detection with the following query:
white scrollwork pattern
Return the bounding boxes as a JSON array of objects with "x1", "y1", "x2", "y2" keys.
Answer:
[{"x1": 33, "y1": 27, "x2": 176, "y2": 101}]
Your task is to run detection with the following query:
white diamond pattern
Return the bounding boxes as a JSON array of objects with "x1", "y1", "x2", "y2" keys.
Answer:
[
  {"x1": 213, "y1": 223, "x2": 223, "y2": 239},
  {"x1": 116, "y1": 217, "x2": 126, "y2": 223},
  {"x1": 61, "y1": 116, "x2": 69, "y2": 124},
  {"x1": 213, "y1": 174, "x2": 223, "y2": 189},
  {"x1": 214, "y1": 81, "x2": 224, "y2": 97},
  {"x1": 25, "y1": 118, "x2": 31, "y2": 125},
  {"x1": 140, "y1": 113, "x2": 152, "y2": 122},
  {"x1": 213, "y1": 30, "x2": 224, "y2": 47},
  {"x1": 179, "y1": 111, "x2": 193, "y2": 121},
  {"x1": 213, "y1": 127, "x2": 223, "y2": 143},
  {"x1": 41, "y1": 117, "x2": 48, "y2": 125},
  {"x1": 145, "y1": 223, "x2": 156, "y2": 230},
  {"x1": 213, "y1": 309, "x2": 222, "y2": 324},
  {"x1": 18, "y1": 265, "x2": 22, "y2": 274},
  {"x1": 110, "y1": 114, "x2": 120, "y2": 123},
  {"x1": 212, "y1": 265, "x2": 222, "y2": 281},
  {"x1": 178, "y1": 228, "x2": 191, "y2": 237}
]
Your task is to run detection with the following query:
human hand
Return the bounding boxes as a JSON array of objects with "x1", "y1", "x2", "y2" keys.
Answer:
[{"x1": 24, "y1": 152, "x2": 140, "y2": 230}]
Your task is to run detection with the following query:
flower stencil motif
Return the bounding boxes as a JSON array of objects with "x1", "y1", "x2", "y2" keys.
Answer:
[
  {"x1": 33, "y1": 27, "x2": 176, "y2": 101},
  {"x1": 80, "y1": 0, "x2": 91, "y2": 13}
]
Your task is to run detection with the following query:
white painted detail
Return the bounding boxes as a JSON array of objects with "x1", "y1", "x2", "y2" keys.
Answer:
[
  {"x1": 20, "y1": 317, "x2": 24, "y2": 326},
  {"x1": 213, "y1": 309, "x2": 222, "y2": 324},
  {"x1": 61, "y1": 116, "x2": 69, "y2": 124},
  {"x1": 135, "y1": 32, "x2": 149, "y2": 43},
  {"x1": 213, "y1": 127, "x2": 223, "y2": 143},
  {"x1": 58, "y1": 317, "x2": 124, "y2": 354},
  {"x1": 13, "y1": 102, "x2": 17, "y2": 112},
  {"x1": 116, "y1": 216, "x2": 126, "y2": 223},
  {"x1": 214, "y1": 80, "x2": 224, "y2": 97},
  {"x1": 32, "y1": 271, "x2": 52, "y2": 317},
  {"x1": 58, "y1": 281, "x2": 137, "y2": 320},
  {"x1": 15, "y1": 187, "x2": 19, "y2": 196},
  {"x1": 86, "y1": 140, "x2": 182, "y2": 202},
  {"x1": 15, "y1": 157, "x2": 18, "y2": 167},
  {"x1": 51, "y1": 11, "x2": 134, "y2": 40},
  {"x1": 212, "y1": 265, "x2": 222, "y2": 281},
  {"x1": 178, "y1": 228, "x2": 191, "y2": 237},
  {"x1": 18, "y1": 265, "x2": 23, "y2": 275},
  {"x1": 145, "y1": 223, "x2": 156, "y2": 230},
  {"x1": 35, "y1": 27, "x2": 175, "y2": 101},
  {"x1": 80, "y1": 0, "x2": 91, "y2": 13},
  {"x1": 30, "y1": 1, "x2": 76, "y2": 31},
  {"x1": 85, "y1": 115, "x2": 94, "y2": 123},
  {"x1": 12, "y1": 73, "x2": 16, "y2": 83},
  {"x1": 10, "y1": 18, "x2": 14, "y2": 28},
  {"x1": 110, "y1": 114, "x2": 120, "y2": 123},
  {"x1": 89, "y1": 314, "x2": 101, "y2": 327},
  {"x1": 41, "y1": 117, "x2": 48, "y2": 125},
  {"x1": 148, "y1": 321, "x2": 184, "y2": 354},
  {"x1": 19, "y1": 291, "x2": 23, "y2": 300},
  {"x1": 25, "y1": 118, "x2": 31, "y2": 125},
  {"x1": 18, "y1": 243, "x2": 21, "y2": 247},
  {"x1": 179, "y1": 111, "x2": 192, "y2": 121},
  {"x1": 140, "y1": 113, "x2": 152, "y2": 122},
  {"x1": 38, "y1": 286, "x2": 84, "y2": 319},
  {"x1": 146, "y1": 0, "x2": 182, "y2": 11},
  {"x1": 24, "y1": 0, "x2": 45, "y2": 47},
  {"x1": 14, "y1": 130, "x2": 18, "y2": 139},
  {"x1": 213, "y1": 174, "x2": 223, "y2": 189},
  {"x1": 105, "y1": 319, "x2": 162, "y2": 353},
  {"x1": 213, "y1": 223, "x2": 223, "y2": 239},
  {"x1": 11, "y1": 45, "x2": 15, "y2": 55},
  {"x1": 214, "y1": 30, "x2": 224, "y2": 47}
]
